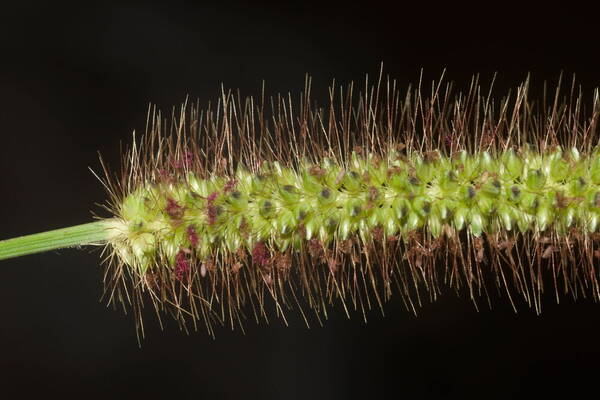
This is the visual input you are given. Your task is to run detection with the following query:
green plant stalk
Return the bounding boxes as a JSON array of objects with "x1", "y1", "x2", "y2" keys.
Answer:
[
  {"x1": 3, "y1": 75, "x2": 600, "y2": 339},
  {"x1": 0, "y1": 220, "x2": 115, "y2": 261}
]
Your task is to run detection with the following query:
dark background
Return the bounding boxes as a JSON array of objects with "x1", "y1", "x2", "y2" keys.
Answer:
[{"x1": 1, "y1": 1, "x2": 599, "y2": 399}]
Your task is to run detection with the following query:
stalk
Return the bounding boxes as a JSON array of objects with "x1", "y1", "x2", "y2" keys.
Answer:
[{"x1": 0, "y1": 220, "x2": 115, "y2": 261}]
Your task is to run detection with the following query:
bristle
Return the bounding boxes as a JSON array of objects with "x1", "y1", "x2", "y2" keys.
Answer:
[{"x1": 99, "y1": 74, "x2": 600, "y2": 337}]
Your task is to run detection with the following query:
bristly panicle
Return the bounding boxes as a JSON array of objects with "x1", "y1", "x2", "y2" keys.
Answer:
[{"x1": 98, "y1": 72, "x2": 600, "y2": 338}]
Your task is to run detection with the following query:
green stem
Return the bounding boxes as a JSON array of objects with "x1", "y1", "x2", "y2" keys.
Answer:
[{"x1": 0, "y1": 220, "x2": 113, "y2": 261}]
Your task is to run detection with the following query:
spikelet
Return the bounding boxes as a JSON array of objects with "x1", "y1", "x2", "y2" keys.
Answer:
[{"x1": 99, "y1": 74, "x2": 600, "y2": 338}]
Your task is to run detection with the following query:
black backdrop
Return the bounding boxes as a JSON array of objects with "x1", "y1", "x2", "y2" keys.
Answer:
[{"x1": 1, "y1": 1, "x2": 600, "y2": 399}]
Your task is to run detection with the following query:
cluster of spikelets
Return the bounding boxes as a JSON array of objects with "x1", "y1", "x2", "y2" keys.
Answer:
[{"x1": 99, "y1": 73, "x2": 600, "y2": 337}]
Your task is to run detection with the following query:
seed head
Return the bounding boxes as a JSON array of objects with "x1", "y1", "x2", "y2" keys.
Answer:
[{"x1": 98, "y1": 73, "x2": 600, "y2": 338}]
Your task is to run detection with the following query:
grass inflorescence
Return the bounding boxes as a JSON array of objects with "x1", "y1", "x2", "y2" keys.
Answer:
[{"x1": 67, "y1": 73, "x2": 600, "y2": 337}]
